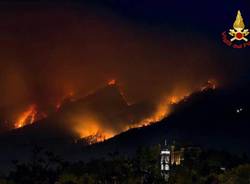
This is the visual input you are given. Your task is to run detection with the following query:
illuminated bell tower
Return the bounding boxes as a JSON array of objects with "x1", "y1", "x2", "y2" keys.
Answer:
[{"x1": 160, "y1": 140, "x2": 170, "y2": 181}]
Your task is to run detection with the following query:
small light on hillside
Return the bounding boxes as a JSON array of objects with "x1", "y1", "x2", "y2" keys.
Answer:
[{"x1": 236, "y1": 108, "x2": 243, "y2": 113}]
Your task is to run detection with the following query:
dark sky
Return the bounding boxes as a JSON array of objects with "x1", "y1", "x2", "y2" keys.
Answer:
[{"x1": 0, "y1": 0, "x2": 250, "y2": 124}]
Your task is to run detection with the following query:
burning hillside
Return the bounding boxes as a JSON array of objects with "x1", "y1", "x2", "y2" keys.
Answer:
[
  {"x1": 3, "y1": 79, "x2": 217, "y2": 145},
  {"x1": 0, "y1": 3, "x2": 229, "y2": 139},
  {"x1": 14, "y1": 104, "x2": 37, "y2": 129},
  {"x1": 128, "y1": 79, "x2": 218, "y2": 129},
  {"x1": 14, "y1": 104, "x2": 47, "y2": 129}
]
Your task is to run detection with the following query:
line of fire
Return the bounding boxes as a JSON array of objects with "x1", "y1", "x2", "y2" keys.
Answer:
[{"x1": 6, "y1": 79, "x2": 217, "y2": 145}]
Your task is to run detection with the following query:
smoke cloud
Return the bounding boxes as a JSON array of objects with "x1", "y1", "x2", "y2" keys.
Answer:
[{"x1": 0, "y1": 3, "x2": 228, "y2": 134}]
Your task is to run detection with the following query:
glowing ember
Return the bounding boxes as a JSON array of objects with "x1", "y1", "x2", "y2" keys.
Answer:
[
  {"x1": 14, "y1": 104, "x2": 37, "y2": 129},
  {"x1": 200, "y1": 80, "x2": 217, "y2": 91},
  {"x1": 56, "y1": 91, "x2": 75, "y2": 111},
  {"x1": 108, "y1": 79, "x2": 130, "y2": 105},
  {"x1": 108, "y1": 79, "x2": 116, "y2": 86},
  {"x1": 84, "y1": 131, "x2": 114, "y2": 145}
]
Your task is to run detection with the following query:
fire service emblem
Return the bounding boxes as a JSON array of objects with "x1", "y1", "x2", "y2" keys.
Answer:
[{"x1": 222, "y1": 10, "x2": 250, "y2": 48}]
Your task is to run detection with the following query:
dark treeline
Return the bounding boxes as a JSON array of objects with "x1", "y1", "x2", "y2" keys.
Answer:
[{"x1": 0, "y1": 145, "x2": 250, "y2": 184}]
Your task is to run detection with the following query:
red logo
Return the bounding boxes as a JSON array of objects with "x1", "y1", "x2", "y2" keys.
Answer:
[{"x1": 222, "y1": 10, "x2": 249, "y2": 49}]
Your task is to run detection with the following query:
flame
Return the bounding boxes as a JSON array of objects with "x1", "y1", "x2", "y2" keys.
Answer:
[
  {"x1": 128, "y1": 80, "x2": 218, "y2": 130},
  {"x1": 138, "y1": 100, "x2": 170, "y2": 127},
  {"x1": 14, "y1": 104, "x2": 37, "y2": 129},
  {"x1": 83, "y1": 131, "x2": 114, "y2": 145},
  {"x1": 169, "y1": 96, "x2": 179, "y2": 104},
  {"x1": 130, "y1": 94, "x2": 186, "y2": 129},
  {"x1": 72, "y1": 115, "x2": 114, "y2": 143}
]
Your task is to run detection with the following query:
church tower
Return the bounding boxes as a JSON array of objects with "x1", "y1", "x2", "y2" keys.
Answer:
[{"x1": 160, "y1": 140, "x2": 170, "y2": 181}]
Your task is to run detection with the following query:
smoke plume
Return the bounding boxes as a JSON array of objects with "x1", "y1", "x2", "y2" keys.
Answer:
[{"x1": 0, "y1": 3, "x2": 228, "y2": 136}]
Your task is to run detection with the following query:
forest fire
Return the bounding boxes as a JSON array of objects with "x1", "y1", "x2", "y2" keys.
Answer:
[
  {"x1": 128, "y1": 80, "x2": 218, "y2": 129},
  {"x1": 14, "y1": 105, "x2": 38, "y2": 129},
  {"x1": 129, "y1": 94, "x2": 186, "y2": 128},
  {"x1": 169, "y1": 95, "x2": 182, "y2": 104},
  {"x1": 82, "y1": 131, "x2": 114, "y2": 145},
  {"x1": 12, "y1": 79, "x2": 218, "y2": 144},
  {"x1": 0, "y1": 2, "x2": 228, "y2": 150},
  {"x1": 73, "y1": 116, "x2": 115, "y2": 144}
]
